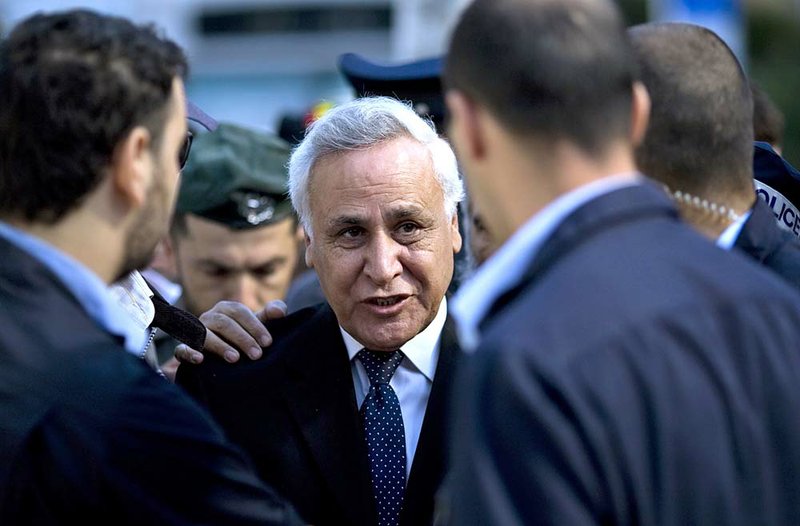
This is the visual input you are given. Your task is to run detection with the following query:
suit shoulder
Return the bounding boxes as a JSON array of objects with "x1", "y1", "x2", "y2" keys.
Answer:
[
  {"x1": 262, "y1": 303, "x2": 329, "y2": 344},
  {"x1": 177, "y1": 303, "x2": 334, "y2": 384}
]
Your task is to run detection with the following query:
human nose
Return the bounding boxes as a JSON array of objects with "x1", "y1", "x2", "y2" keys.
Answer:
[
  {"x1": 363, "y1": 232, "x2": 403, "y2": 286},
  {"x1": 227, "y1": 273, "x2": 261, "y2": 312}
]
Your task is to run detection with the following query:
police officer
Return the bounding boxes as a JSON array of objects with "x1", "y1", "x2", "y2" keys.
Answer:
[{"x1": 158, "y1": 123, "x2": 303, "y2": 363}]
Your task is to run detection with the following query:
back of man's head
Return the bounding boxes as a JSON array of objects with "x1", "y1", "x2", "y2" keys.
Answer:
[
  {"x1": 630, "y1": 22, "x2": 753, "y2": 202},
  {"x1": 0, "y1": 9, "x2": 187, "y2": 224},
  {"x1": 444, "y1": 0, "x2": 635, "y2": 156}
]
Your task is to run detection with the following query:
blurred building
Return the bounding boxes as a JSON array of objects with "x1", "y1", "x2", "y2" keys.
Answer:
[{"x1": 0, "y1": 0, "x2": 468, "y2": 133}]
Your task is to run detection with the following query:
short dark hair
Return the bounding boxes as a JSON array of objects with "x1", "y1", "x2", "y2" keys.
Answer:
[
  {"x1": 444, "y1": 0, "x2": 635, "y2": 155},
  {"x1": 630, "y1": 22, "x2": 754, "y2": 200},
  {"x1": 751, "y1": 81, "x2": 784, "y2": 151},
  {"x1": 0, "y1": 9, "x2": 188, "y2": 223}
]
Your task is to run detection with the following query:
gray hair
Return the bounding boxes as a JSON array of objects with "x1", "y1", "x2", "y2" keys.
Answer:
[{"x1": 288, "y1": 96, "x2": 465, "y2": 235}]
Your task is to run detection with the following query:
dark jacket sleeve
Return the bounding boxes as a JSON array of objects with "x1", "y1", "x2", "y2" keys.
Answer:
[{"x1": 5, "y1": 367, "x2": 302, "y2": 526}]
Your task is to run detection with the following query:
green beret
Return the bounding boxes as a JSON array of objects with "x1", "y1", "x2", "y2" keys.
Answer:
[{"x1": 176, "y1": 122, "x2": 294, "y2": 229}]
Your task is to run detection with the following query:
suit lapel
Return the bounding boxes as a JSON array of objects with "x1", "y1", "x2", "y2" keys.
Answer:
[
  {"x1": 280, "y1": 305, "x2": 376, "y2": 526},
  {"x1": 401, "y1": 314, "x2": 460, "y2": 525},
  {"x1": 481, "y1": 182, "x2": 679, "y2": 330},
  {"x1": 733, "y1": 198, "x2": 781, "y2": 263}
]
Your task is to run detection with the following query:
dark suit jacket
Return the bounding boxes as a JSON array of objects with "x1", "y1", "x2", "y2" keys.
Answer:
[
  {"x1": 177, "y1": 302, "x2": 460, "y2": 526},
  {"x1": 734, "y1": 197, "x2": 800, "y2": 289},
  {"x1": 0, "y1": 237, "x2": 299, "y2": 525},
  {"x1": 446, "y1": 183, "x2": 800, "y2": 525}
]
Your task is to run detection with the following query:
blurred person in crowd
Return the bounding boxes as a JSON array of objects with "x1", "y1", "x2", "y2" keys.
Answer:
[
  {"x1": 752, "y1": 140, "x2": 800, "y2": 240},
  {"x1": 0, "y1": 9, "x2": 300, "y2": 524},
  {"x1": 751, "y1": 80, "x2": 785, "y2": 154},
  {"x1": 159, "y1": 123, "x2": 303, "y2": 364},
  {"x1": 277, "y1": 100, "x2": 335, "y2": 147},
  {"x1": 441, "y1": 0, "x2": 800, "y2": 524},
  {"x1": 177, "y1": 96, "x2": 464, "y2": 526},
  {"x1": 338, "y1": 53, "x2": 447, "y2": 131},
  {"x1": 630, "y1": 22, "x2": 800, "y2": 289}
]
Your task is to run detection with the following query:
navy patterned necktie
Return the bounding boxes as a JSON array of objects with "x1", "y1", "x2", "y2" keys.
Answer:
[{"x1": 357, "y1": 349, "x2": 406, "y2": 526}]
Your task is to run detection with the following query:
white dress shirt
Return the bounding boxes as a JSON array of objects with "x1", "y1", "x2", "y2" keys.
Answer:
[
  {"x1": 141, "y1": 267, "x2": 183, "y2": 305},
  {"x1": 340, "y1": 297, "x2": 447, "y2": 477},
  {"x1": 109, "y1": 270, "x2": 156, "y2": 333},
  {"x1": 452, "y1": 174, "x2": 642, "y2": 353},
  {"x1": 716, "y1": 210, "x2": 752, "y2": 250}
]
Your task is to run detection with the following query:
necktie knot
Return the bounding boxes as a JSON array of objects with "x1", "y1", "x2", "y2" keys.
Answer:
[{"x1": 357, "y1": 349, "x2": 404, "y2": 385}]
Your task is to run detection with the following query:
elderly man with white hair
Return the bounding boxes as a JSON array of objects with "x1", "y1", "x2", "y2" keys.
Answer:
[{"x1": 177, "y1": 96, "x2": 465, "y2": 526}]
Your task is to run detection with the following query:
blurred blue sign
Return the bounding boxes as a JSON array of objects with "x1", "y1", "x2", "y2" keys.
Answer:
[
  {"x1": 649, "y1": 0, "x2": 746, "y2": 68},
  {"x1": 682, "y1": 0, "x2": 737, "y2": 11}
]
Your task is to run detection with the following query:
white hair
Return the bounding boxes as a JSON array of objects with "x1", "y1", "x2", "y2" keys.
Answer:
[{"x1": 288, "y1": 96, "x2": 465, "y2": 235}]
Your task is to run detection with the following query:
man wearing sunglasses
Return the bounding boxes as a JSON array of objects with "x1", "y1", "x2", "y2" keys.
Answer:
[
  {"x1": 109, "y1": 101, "x2": 212, "y2": 376},
  {"x1": 0, "y1": 9, "x2": 300, "y2": 525}
]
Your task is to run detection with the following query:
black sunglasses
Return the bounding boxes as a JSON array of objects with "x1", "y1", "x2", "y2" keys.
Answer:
[{"x1": 178, "y1": 131, "x2": 194, "y2": 169}]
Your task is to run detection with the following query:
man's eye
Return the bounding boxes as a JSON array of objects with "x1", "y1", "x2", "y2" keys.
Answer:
[
  {"x1": 340, "y1": 227, "x2": 363, "y2": 238},
  {"x1": 398, "y1": 222, "x2": 419, "y2": 234},
  {"x1": 206, "y1": 267, "x2": 230, "y2": 278},
  {"x1": 252, "y1": 265, "x2": 277, "y2": 278}
]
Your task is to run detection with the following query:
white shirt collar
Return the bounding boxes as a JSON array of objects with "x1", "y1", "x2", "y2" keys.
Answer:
[
  {"x1": 716, "y1": 209, "x2": 752, "y2": 250},
  {"x1": 452, "y1": 173, "x2": 642, "y2": 352},
  {"x1": 340, "y1": 297, "x2": 447, "y2": 382},
  {"x1": 0, "y1": 221, "x2": 147, "y2": 356},
  {"x1": 109, "y1": 270, "x2": 155, "y2": 331}
]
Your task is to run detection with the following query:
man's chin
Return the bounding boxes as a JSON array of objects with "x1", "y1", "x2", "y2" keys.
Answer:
[{"x1": 352, "y1": 319, "x2": 423, "y2": 351}]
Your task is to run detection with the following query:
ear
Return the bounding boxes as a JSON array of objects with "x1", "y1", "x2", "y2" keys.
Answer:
[
  {"x1": 445, "y1": 90, "x2": 486, "y2": 163},
  {"x1": 450, "y1": 211, "x2": 463, "y2": 254},
  {"x1": 295, "y1": 223, "x2": 306, "y2": 243},
  {"x1": 110, "y1": 126, "x2": 153, "y2": 209},
  {"x1": 630, "y1": 81, "x2": 651, "y2": 148},
  {"x1": 304, "y1": 230, "x2": 314, "y2": 268}
]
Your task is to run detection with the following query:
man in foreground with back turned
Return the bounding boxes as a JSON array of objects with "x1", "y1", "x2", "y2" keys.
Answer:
[
  {"x1": 440, "y1": 0, "x2": 800, "y2": 524},
  {"x1": 0, "y1": 9, "x2": 299, "y2": 525}
]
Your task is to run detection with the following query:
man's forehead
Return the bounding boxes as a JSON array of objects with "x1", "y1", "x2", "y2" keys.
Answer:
[
  {"x1": 324, "y1": 201, "x2": 431, "y2": 224},
  {"x1": 311, "y1": 135, "x2": 431, "y2": 176},
  {"x1": 182, "y1": 223, "x2": 297, "y2": 263},
  {"x1": 195, "y1": 251, "x2": 291, "y2": 268},
  {"x1": 309, "y1": 159, "x2": 440, "y2": 202},
  {"x1": 307, "y1": 141, "x2": 445, "y2": 225}
]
